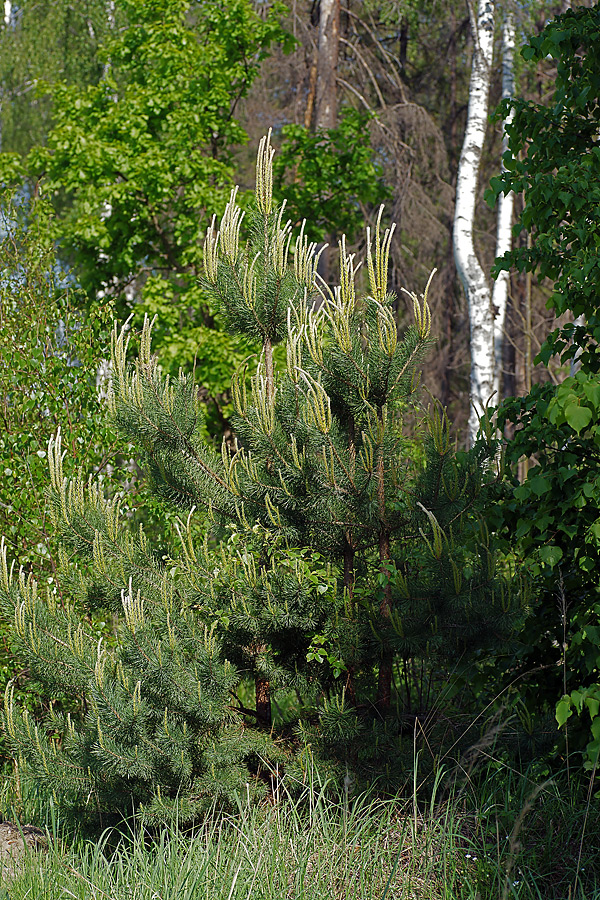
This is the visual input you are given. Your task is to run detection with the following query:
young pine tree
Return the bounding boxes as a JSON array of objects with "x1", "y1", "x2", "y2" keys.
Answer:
[{"x1": 0, "y1": 134, "x2": 522, "y2": 820}]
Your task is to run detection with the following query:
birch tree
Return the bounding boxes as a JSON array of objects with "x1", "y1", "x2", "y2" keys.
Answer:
[
  {"x1": 0, "y1": 2, "x2": 11, "y2": 152},
  {"x1": 453, "y1": 0, "x2": 496, "y2": 445},
  {"x1": 454, "y1": 2, "x2": 518, "y2": 445},
  {"x1": 492, "y1": 13, "x2": 515, "y2": 401}
]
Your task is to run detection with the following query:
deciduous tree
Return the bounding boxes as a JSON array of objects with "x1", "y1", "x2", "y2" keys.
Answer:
[{"x1": 491, "y1": 3, "x2": 600, "y2": 773}]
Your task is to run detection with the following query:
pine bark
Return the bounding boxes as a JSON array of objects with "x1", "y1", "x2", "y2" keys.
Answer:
[
  {"x1": 376, "y1": 526, "x2": 393, "y2": 717},
  {"x1": 343, "y1": 539, "x2": 357, "y2": 705},
  {"x1": 255, "y1": 677, "x2": 272, "y2": 728},
  {"x1": 255, "y1": 334, "x2": 275, "y2": 728},
  {"x1": 375, "y1": 439, "x2": 393, "y2": 716}
]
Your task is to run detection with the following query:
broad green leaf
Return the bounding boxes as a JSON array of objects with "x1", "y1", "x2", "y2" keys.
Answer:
[
  {"x1": 539, "y1": 544, "x2": 563, "y2": 567},
  {"x1": 556, "y1": 696, "x2": 573, "y2": 727},
  {"x1": 564, "y1": 403, "x2": 592, "y2": 434},
  {"x1": 585, "y1": 697, "x2": 600, "y2": 720}
]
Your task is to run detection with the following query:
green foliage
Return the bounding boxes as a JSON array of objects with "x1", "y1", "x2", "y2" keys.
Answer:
[
  {"x1": 486, "y1": 5, "x2": 600, "y2": 778},
  {"x1": 0, "y1": 0, "x2": 290, "y2": 404},
  {"x1": 0, "y1": 193, "x2": 116, "y2": 570},
  {"x1": 487, "y1": 3, "x2": 600, "y2": 371},
  {"x1": 2, "y1": 758, "x2": 598, "y2": 899},
  {"x1": 0, "y1": 2, "x2": 394, "y2": 438},
  {"x1": 0, "y1": 190, "x2": 122, "y2": 757},
  {"x1": 0, "y1": 137, "x2": 520, "y2": 821},
  {"x1": 0, "y1": 0, "x2": 112, "y2": 156},
  {"x1": 497, "y1": 382, "x2": 600, "y2": 775},
  {"x1": 273, "y1": 108, "x2": 390, "y2": 242}
]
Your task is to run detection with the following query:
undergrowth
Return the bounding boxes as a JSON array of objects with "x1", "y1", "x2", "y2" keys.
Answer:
[{"x1": 0, "y1": 753, "x2": 598, "y2": 900}]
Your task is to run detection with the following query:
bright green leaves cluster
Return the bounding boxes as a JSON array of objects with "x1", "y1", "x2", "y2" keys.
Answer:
[
  {"x1": 556, "y1": 681, "x2": 600, "y2": 774},
  {"x1": 272, "y1": 108, "x2": 390, "y2": 242},
  {"x1": 0, "y1": 193, "x2": 117, "y2": 571},
  {"x1": 489, "y1": 4, "x2": 600, "y2": 780},
  {"x1": 0, "y1": 190, "x2": 122, "y2": 760},
  {"x1": 499, "y1": 380, "x2": 600, "y2": 774},
  {"x1": 0, "y1": 0, "x2": 112, "y2": 157},
  {"x1": 487, "y1": 4, "x2": 600, "y2": 371},
  {"x1": 546, "y1": 373, "x2": 600, "y2": 436},
  {"x1": 0, "y1": 0, "x2": 290, "y2": 410}
]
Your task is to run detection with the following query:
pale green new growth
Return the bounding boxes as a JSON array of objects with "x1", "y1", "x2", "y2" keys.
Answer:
[
  {"x1": 402, "y1": 267, "x2": 436, "y2": 340},
  {"x1": 256, "y1": 128, "x2": 275, "y2": 216},
  {"x1": 366, "y1": 205, "x2": 395, "y2": 302}
]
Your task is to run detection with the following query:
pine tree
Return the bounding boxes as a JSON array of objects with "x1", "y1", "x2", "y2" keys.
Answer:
[{"x1": 0, "y1": 134, "x2": 522, "y2": 821}]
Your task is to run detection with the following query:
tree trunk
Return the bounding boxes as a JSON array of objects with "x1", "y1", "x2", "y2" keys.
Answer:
[
  {"x1": 314, "y1": 0, "x2": 340, "y2": 287},
  {"x1": 304, "y1": 54, "x2": 318, "y2": 128},
  {"x1": 343, "y1": 539, "x2": 357, "y2": 705},
  {"x1": 254, "y1": 335, "x2": 275, "y2": 728},
  {"x1": 375, "y1": 439, "x2": 393, "y2": 717},
  {"x1": 255, "y1": 677, "x2": 272, "y2": 728},
  {"x1": 315, "y1": 0, "x2": 340, "y2": 132},
  {"x1": 492, "y1": 13, "x2": 515, "y2": 405},
  {"x1": 453, "y1": 0, "x2": 495, "y2": 446},
  {"x1": 0, "y1": 2, "x2": 13, "y2": 152},
  {"x1": 570, "y1": 315, "x2": 585, "y2": 377}
]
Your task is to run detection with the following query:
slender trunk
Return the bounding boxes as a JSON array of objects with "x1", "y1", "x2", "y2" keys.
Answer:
[
  {"x1": 304, "y1": 54, "x2": 318, "y2": 129},
  {"x1": 315, "y1": 0, "x2": 340, "y2": 132},
  {"x1": 343, "y1": 539, "x2": 357, "y2": 705},
  {"x1": 314, "y1": 0, "x2": 340, "y2": 286},
  {"x1": 103, "y1": 0, "x2": 116, "y2": 78},
  {"x1": 255, "y1": 677, "x2": 271, "y2": 728},
  {"x1": 399, "y1": 17, "x2": 408, "y2": 72},
  {"x1": 491, "y1": 13, "x2": 516, "y2": 405},
  {"x1": 255, "y1": 335, "x2": 275, "y2": 727},
  {"x1": 343, "y1": 415, "x2": 357, "y2": 703},
  {"x1": 453, "y1": 0, "x2": 495, "y2": 446},
  {"x1": 376, "y1": 526, "x2": 393, "y2": 716},
  {"x1": 1, "y1": 3, "x2": 12, "y2": 153},
  {"x1": 518, "y1": 237, "x2": 532, "y2": 483},
  {"x1": 374, "y1": 431, "x2": 393, "y2": 716},
  {"x1": 524, "y1": 233, "x2": 532, "y2": 394}
]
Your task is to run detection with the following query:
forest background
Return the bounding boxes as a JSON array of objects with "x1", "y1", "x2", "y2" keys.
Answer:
[{"x1": 0, "y1": 1, "x2": 599, "y2": 898}]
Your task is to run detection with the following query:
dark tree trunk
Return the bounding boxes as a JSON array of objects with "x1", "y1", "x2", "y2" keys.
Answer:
[{"x1": 255, "y1": 677, "x2": 272, "y2": 728}]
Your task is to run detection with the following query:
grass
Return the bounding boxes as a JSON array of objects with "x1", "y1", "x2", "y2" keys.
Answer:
[{"x1": 0, "y1": 760, "x2": 598, "y2": 900}]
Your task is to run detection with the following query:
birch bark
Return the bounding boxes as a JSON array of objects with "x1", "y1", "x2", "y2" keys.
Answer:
[
  {"x1": 492, "y1": 13, "x2": 515, "y2": 404},
  {"x1": 0, "y1": 3, "x2": 11, "y2": 152},
  {"x1": 453, "y1": 0, "x2": 495, "y2": 445}
]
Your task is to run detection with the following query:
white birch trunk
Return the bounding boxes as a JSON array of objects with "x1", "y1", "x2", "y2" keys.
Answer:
[
  {"x1": 492, "y1": 13, "x2": 515, "y2": 404},
  {"x1": 570, "y1": 314, "x2": 585, "y2": 376},
  {"x1": 103, "y1": 0, "x2": 116, "y2": 78},
  {"x1": 453, "y1": 0, "x2": 495, "y2": 446}
]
